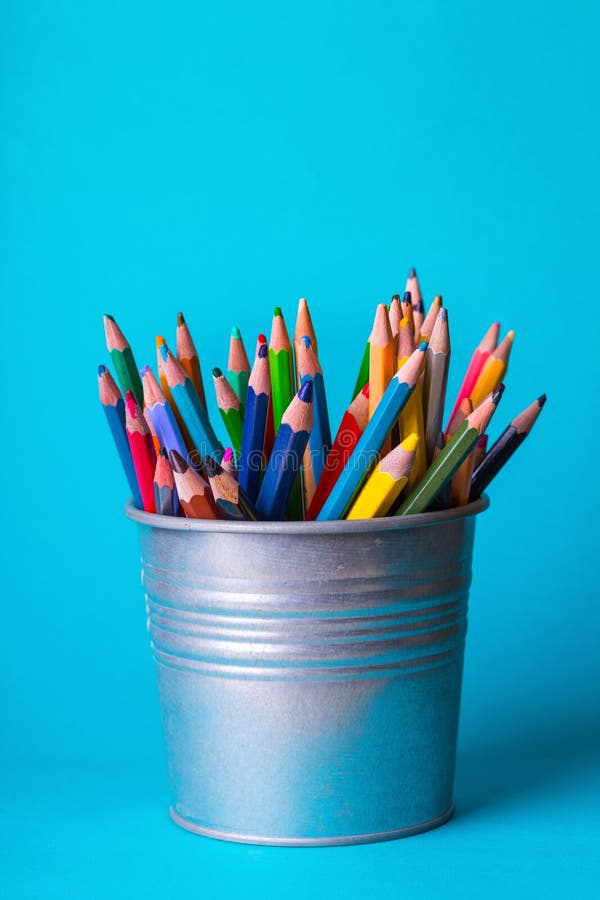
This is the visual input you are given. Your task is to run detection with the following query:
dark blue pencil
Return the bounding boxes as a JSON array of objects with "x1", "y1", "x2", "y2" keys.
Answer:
[
  {"x1": 153, "y1": 446, "x2": 178, "y2": 516},
  {"x1": 256, "y1": 380, "x2": 314, "y2": 521},
  {"x1": 238, "y1": 342, "x2": 271, "y2": 503}
]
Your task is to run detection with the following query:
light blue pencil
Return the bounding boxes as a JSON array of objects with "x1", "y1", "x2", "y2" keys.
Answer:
[
  {"x1": 316, "y1": 344, "x2": 427, "y2": 521},
  {"x1": 98, "y1": 364, "x2": 143, "y2": 508},
  {"x1": 141, "y1": 365, "x2": 189, "y2": 461}
]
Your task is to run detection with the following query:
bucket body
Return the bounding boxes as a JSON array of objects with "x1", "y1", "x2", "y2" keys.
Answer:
[{"x1": 127, "y1": 499, "x2": 487, "y2": 846}]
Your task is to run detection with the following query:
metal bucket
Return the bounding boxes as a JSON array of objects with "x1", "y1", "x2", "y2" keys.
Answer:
[{"x1": 126, "y1": 497, "x2": 488, "y2": 846}]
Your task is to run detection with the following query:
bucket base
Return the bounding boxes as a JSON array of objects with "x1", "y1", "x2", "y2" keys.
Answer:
[{"x1": 169, "y1": 805, "x2": 455, "y2": 846}]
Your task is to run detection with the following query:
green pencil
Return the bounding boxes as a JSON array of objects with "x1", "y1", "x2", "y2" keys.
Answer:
[
  {"x1": 268, "y1": 307, "x2": 295, "y2": 431},
  {"x1": 212, "y1": 367, "x2": 245, "y2": 459},
  {"x1": 395, "y1": 386, "x2": 504, "y2": 516},
  {"x1": 227, "y1": 326, "x2": 251, "y2": 405},
  {"x1": 351, "y1": 340, "x2": 370, "y2": 400},
  {"x1": 103, "y1": 315, "x2": 143, "y2": 408}
]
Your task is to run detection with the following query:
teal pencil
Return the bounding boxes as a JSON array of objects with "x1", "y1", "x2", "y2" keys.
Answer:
[
  {"x1": 227, "y1": 326, "x2": 251, "y2": 405},
  {"x1": 317, "y1": 344, "x2": 427, "y2": 521}
]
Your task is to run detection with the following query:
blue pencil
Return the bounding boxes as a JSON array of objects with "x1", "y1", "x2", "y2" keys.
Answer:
[
  {"x1": 316, "y1": 343, "x2": 427, "y2": 521},
  {"x1": 238, "y1": 341, "x2": 271, "y2": 503},
  {"x1": 256, "y1": 380, "x2": 314, "y2": 521},
  {"x1": 98, "y1": 364, "x2": 143, "y2": 508},
  {"x1": 298, "y1": 336, "x2": 331, "y2": 483},
  {"x1": 141, "y1": 365, "x2": 189, "y2": 462},
  {"x1": 159, "y1": 342, "x2": 224, "y2": 464}
]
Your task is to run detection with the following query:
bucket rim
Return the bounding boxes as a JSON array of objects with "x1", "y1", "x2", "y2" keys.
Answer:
[{"x1": 125, "y1": 494, "x2": 489, "y2": 534}]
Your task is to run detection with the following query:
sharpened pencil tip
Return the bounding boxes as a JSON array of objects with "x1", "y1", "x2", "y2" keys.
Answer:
[
  {"x1": 212, "y1": 367, "x2": 223, "y2": 378},
  {"x1": 177, "y1": 312, "x2": 185, "y2": 326},
  {"x1": 258, "y1": 343, "x2": 268, "y2": 359},
  {"x1": 231, "y1": 325, "x2": 241, "y2": 339},
  {"x1": 203, "y1": 456, "x2": 222, "y2": 477},
  {"x1": 169, "y1": 449, "x2": 188, "y2": 473},
  {"x1": 257, "y1": 333, "x2": 267, "y2": 344},
  {"x1": 403, "y1": 291, "x2": 412, "y2": 304},
  {"x1": 223, "y1": 447, "x2": 234, "y2": 463},
  {"x1": 159, "y1": 343, "x2": 168, "y2": 361},
  {"x1": 98, "y1": 364, "x2": 106, "y2": 375},
  {"x1": 538, "y1": 393, "x2": 547, "y2": 407},
  {"x1": 438, "y1": 308, "x2": 448, "y2": 321},
  {"x1": 409, "y1": 267, "x2": 417, "y2": 278},
  {"x1": 298, "y1": 380, "x2": 313, "y2": 403},
  {"x1": 103, "y1": 314, "x2": 115, "y2": 322},
  {"x1": 159, "y1": 446, "x2": 169, "y2": 459},
  {"x1": 140, "y1": 365, "x2": 151, "y2": 377},
  {"x1": 402, "y1": 432, "x2": 419, "y2": 453},
  {"x1": 301, "y1": 335, "x2": 312, "y2": 348},
  {"x1": 492, "y1": 384, "x2": 505, "y2": 404},
  {"x1": 273, "y1": 307, "x2": 283, "y2": 317},
  {"x1": 418, "y1": 342, "x2": 428, "y2": 351}
]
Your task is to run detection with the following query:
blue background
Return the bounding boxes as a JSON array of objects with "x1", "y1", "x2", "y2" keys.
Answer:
[{"x1": 1, "y1": 1, "x2": 598, "y2": 896}]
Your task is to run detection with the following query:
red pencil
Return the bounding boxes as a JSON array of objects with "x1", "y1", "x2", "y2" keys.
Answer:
[
  {"x1": 305, "y1": 382, "x2": 370, "y2": 520},
  {"x1": 446, "y1": 322, "x2": 499, "y2": 430},
  {"x1": 125, "y1": 390, "x2": 157, "y2": 512}
]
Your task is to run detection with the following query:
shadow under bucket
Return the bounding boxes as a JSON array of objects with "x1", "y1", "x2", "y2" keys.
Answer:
[{"x1": 126, "y1": 496, "x2": 488, "y2": 846}]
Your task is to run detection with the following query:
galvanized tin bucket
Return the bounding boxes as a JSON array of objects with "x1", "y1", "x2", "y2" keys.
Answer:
[{"x1": 126, "y1": 497, "x2": 488, "y2": 846}]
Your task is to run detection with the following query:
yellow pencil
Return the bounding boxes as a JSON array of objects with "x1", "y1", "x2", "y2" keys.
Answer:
[
  {"x1": 368, "y1": 304, "x2": 395, "y2": 453},
  {"x1": 346, "y1": 433, "x2": 419, "y2": 520},
  {"x1": 469, "y1": 330, "x2": 514, "y2": 408}
]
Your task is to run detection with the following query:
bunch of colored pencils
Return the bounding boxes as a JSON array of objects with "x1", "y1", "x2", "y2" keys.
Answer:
[{"x1": 98, "y1": 270, "x2": 546, "y2": 522}]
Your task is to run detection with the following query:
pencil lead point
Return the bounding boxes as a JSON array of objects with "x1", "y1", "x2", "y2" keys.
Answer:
[
  {"x1": 203, "y1": 455, "x2": 222, "y2": 477},
  {"x1": 140, "y1": 365, "x2": 151, "y2": 378},
  {"x1": 177, "y1": 311, "x2": 185, "y2": 326},
  {"x1": 257, "y1": 333, "x2": 267, "y2": 344},
  {"x1": 159, "y1": 343, "x2": 168, "y2": 361},
  {"x1": 169, "y1": 449, "x2": 188, "y2": 473},
  {"x1": 273, "y1": 306, "x2": 283, "y2": 317},
  {"x1": 301, "y1": 335, "x2": 311, "y2": 348},
  {"x1": 212, "y1": 367, "x2": 223, "y2": 378},
  {"x1": 298, "y1": 380, "x2": 313, "y2": 403},
  {"x1": 409, "y1": 267, "x2": 417, "y2": 277},
  {"x1": 231, "y1": 325, "x2": 241, "y2": 339},
  {"x1": 103, "y1": 314, "x2": 115, "y2": 322},
  {"x1": 538, "y1": 393, "x2": 547, "y2": 407},
  {"x1": 418, "y1": 341, "x2": 428, "y2": 351},
  {"x1": 403, "y1": 291, "x2": 412, "y2": 304},
  {"x1": 98, "y1": 364, "x2": 106, "y2": 376},
  {"x1": 158, "y1": 446, "x2": 169, "y2": 459},
  {"x1": 258, "y1": 343, "x2": 268, "y2": 358},
  {"x1": 492, "y1": 384, "x2": 505, "y2": 404},
  {"x1": 223, "y1": 447, "x2": 234, "y2": 463}
]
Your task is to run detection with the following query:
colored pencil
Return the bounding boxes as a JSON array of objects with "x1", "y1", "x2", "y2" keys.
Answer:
[
  {"x1": 446, "y1": 321, "x2": 500, "y2": 429},
  {"x1": 351, "y1": 339, "x2": 370, "y2": 400},
  {"x1": 98, "y1": 364, "x2": 143, "y2": 508},
  {"x1": 157, "y1": 334, "x2": 193, "y2": 449},
  {"x1": 169, "y1": 449, "x2": 219, "y2": 519},
  {"x1": 125, "y1": 390, "x2": 157, "y2": 512},
  {"x1": 222, "y1": 446, "x2": 237, "y2": 476},
  {"x1": 141, "y1": 365, "x2": 189, "y2": 463},
  {"x1": 298, "y1": 335, "x2": 331, "y2": 483},
  {"x1": 269, "y1": 307, "x2": 295, "y2": 431},
  {"x1": 254, "y1": 332, "x2": 275, "y2": 456},
  {"x1": 103, "y1": 315, "x2": 143, "y2": 407},
  {"x1": 256, "y1": 380, "x2": 314, "y2": 521},
  {"x1": 154, "y1": 447, "x2": 178, "y2": 517},
  {"x1": 406, "y1": 268, "x2": 425, "y2": 345},
  {"x1": 369, "y1": 303, "x2": 395, "y2": 454},
  {"x1": 469, "y1": 330, "x2": 515, "y2": 409},
  {"x1": 176, "y1": 312, "x2": 207, "y2": 409},
  {"x1": 469, "y1": 394, "x2": 546, "y2": 501},
  {"x1": 143, "y1": 406, "x2": 161, "y2": 456},
  {"x1": 418, "y1": 295, "x2": 442, "y2": 343},
  {"x1": 423, "y1": 307, "x2": 451, "y2": 463},
  {"x1": 238, "y1": 341, "x2": 271, "y2": 503},
  {"x1": 398, "y1": 358, "x2": 427, "y2": 492},
  {"x1": 158, "y1": 343, "x2": 223, "y2": 463},
  {"x1": 317, "y1": 344, "x2": 426, "y2": 521},
  {"x1": 294, "y1": 297, "x2": 318, "y2": 382},
  {"x1": 212, "y1": 367, "x2": 245, "y2": 458},
  {"x1": 346, "y1": 433, "x2": 419, "y2": 520},
  {"x1": 395, "y1": 386, "x2": 504, "y2": 516},
  {"x1": 227, "y1": 326, "x2": 251, "y2": 405},
  {"x1": 306, "y1": 382, "x2": 370, "y2": 521},
  {"x1": 204, "y1": 456, "x2": 259, "y2": 521},
  {"x1": 400, "y1": 290, "x2": 414, "y2": 338},
  {"x1": 388, "y1": 294, "x2": 402, "y2": 353}
]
